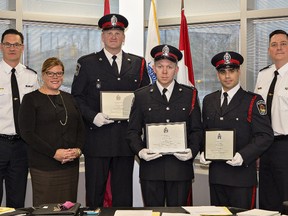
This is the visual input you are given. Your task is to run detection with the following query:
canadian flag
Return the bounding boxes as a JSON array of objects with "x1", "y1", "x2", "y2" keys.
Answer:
[
  {"x1": 176, "y1": 0, "x2": 195, "y2": 86},
  {"x1": 103, "y1": 0, "x2": 113, "y2": 208}
]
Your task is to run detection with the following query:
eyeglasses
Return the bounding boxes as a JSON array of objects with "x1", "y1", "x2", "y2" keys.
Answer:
[
  {"x1": 45, "y1": 71, "x2": 64, "y2": 77},
  {"x1": 1, "y1": 42, "x2": 23, "y2": 49}
]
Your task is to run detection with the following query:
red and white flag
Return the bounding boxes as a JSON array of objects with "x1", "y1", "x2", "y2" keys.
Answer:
[
  {"x1": 103, "y1": 0, "x2": 113, "y2": 208},
  {"x1": 176, "y1": 0, "x2": 195, "y2": 86}
]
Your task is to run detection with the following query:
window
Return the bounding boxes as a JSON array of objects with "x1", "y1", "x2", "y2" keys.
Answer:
[
  {"x1": 156, "y1": 22, "x2": 240, "y2": 103},
  {"x1": 23, "y1": 22, "x2": 102, "y2": 92},
  {"x1": 247, "y1": 18, "x2": 288, "y2": 90}
]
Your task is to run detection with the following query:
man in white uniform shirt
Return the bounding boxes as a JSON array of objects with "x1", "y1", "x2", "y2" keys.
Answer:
[
  {"x1": 255, "y1": 29, "x2": 288, "y2": 212},
  {"x1": 0, "y1": 29, "x2": 38, "y2": 208}
]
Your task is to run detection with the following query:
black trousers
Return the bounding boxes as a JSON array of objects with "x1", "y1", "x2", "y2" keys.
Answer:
[
  {"x1": 140, "y1": 179, "x2": 192, "y2": 207},
  {"x1": 84, "y1": 156, "x2": 134, "y2": 209},
  {"x1": 210, "y1": 183, "x2": 255, "y2": 209},
  {"x1": 259, "y1": 136, "x2": 288, "y2": 212},
  {"x1": 0, "y1": 137, "x2": 28, "y2": 208}
]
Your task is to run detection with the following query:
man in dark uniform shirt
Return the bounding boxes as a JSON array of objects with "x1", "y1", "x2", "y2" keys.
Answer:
[
  {"x1": 127, "y1": 44, "x2": 203, "y2": 207},
  {"x1": 199, "y1": 51, "x2": 273, "y2": 209},
  {"x1": 71, "y1": 14, "x2": 150, "y2": 208}
]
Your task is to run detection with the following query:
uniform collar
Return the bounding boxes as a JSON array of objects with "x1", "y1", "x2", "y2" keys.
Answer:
[
  {"x1": 276, "y1": 62, "x2": 288, "y2": 77},
  {"x1": 103, "y1": 48, "x2": 122, "y2": 62},
  {"x1": 221, "y1": 83, "x2": 240, "y2": 100},
  {"x1": 156, "y1": 80, "x2": 175, "y2": 95},
  {"x1": 1, "y1": 59, "x2": 24, "y2": 74}
]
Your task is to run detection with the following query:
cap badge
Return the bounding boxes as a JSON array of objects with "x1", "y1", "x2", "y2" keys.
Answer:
[
  {"x1": 111, "y1": 15, "x2": 117, "y2": 26},
  {"x1": 223, "y1": 52, "x2": 231, "y2": 64},
  {"x1": 162, "y1": 45, "x2": 169, "y2": 56}
]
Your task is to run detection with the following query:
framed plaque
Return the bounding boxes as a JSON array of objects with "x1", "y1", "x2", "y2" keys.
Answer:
[
  {"x1": 146, "y1": 122, "x2": 187, "y2": 154},
  {"x1": 100, "y1": 91, "x2": 134, "y2": 120},
  {"x1": 205, "y1": 129, "x2": 236, "y2": 160}
]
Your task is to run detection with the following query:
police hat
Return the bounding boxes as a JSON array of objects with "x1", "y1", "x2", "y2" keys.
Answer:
[
  {"x1": 211, "y1": 51, "x2": 244, "y2": 70},
  {"x1": 98, "y1": 14, "x2": 128, "y2": 31},
  {"x1": 150, "y1": 44, "x2": 183, "y2": 63}
]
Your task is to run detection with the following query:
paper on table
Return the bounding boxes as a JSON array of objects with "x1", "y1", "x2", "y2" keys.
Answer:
[
  {"x1": 162, "y1": 213, "x2": 190, "y2": 216},
  {"x1": 114, "y1": 210, "x2": 152, "y2": 216},
  {"x1": 236, "y1": 209, "x2": 280, "y2": 216},
  {"x1": 0, "y1": 208, "x2": 15, "y2": 215},
  {"x1": 182, "y1": 206, "x2": 232, "y2": 216}
]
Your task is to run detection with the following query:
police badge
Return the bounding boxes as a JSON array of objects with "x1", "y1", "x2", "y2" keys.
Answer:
[{"x1": 257, "y1": 100, "x2": 267, "y2": 115}]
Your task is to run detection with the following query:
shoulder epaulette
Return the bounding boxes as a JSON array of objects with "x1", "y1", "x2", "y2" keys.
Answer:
[
  {"x1": 25, "y1": 65, "x2": 37, "y2": 74},
  {"x1": 128, "y1": 53, "x2": 144, "y2": 60},
  {"x1": 259, "y1": 64, "x2": 272, "y2": 72},
  {"x1": 135, "y1": 84, "x2": 152, "y2": 93},
  {"x1": 78, "y1": 52, "x2": 96, "y2": 61},
  {"x1": 247, "y1": 91, "x2": 258, "y2": 96},
  {"x1": 180, "y1": 83, "x2": 195, "y2": 91}
]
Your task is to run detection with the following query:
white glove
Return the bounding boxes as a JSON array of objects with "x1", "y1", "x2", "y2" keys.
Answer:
[
  {"x1": 173, "y1": 148, "x2": 192, "y2": 161},
  {"x1": 226, "y1": 152, "x2": 243, "y2": 166},
  {"x1": 93, "y1": 113, "x2": 114, "y2": 127},
  {"x1": 138, "y1": 148, "x2": 162, "y2": 161},
  {"x1": 199, "y1": 152, "x2": 211, "y2": 165}
]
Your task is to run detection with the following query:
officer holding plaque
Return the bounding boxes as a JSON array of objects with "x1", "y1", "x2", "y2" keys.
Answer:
[
  {"x1": 71, "y1": 14, "x2": 150, "y2": 208},
  {"x1": 200, "y1": 51, "x2": 273, "y2": 209},
  {"x1": 127, "y1": 44, "x2": 203, "y2": 207}
]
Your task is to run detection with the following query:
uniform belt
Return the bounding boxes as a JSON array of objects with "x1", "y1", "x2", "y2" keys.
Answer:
[
  {"x1": 0, "y1": 134, "x2": 21, "y2": 140},
  {"x1": 274, "y1": 135, "x2": 288, "y2": 141}
]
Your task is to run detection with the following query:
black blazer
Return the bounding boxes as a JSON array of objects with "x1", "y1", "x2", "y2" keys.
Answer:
[
  {"x1": 202, "y1": 87, "x2": 274, "y2": 187},
  {"x1": 71, "y1": 49, "x2": 150, "y2": 157},
  {"x1": 127, "y1": 81, "x2": 203, "y2": 181}
]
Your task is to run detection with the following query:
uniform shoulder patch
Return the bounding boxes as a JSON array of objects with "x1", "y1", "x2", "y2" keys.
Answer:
[
  {"x1": 75, "y1": 63, "x2": 81, "y2": 76},
  {"x1": 25, "y1": 65, "x2": 37, "y2": 74},
  {"x1": 256, "y1": 100, "x2": 267, "y2": 115},
  {"x1": 259, "y1": 64, "x2": 272, "y2": 72}
]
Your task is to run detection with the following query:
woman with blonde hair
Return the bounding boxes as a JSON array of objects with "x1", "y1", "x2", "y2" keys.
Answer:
[{"x1": 19, "y1": 57, "x2": 85, "y2": 206}]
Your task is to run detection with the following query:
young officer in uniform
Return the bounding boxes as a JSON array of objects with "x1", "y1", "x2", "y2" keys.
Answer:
[
  {"x1": 0, "y1": 29, "x2": 38, "y2": 207},
  {"x1": 71, "y1": 14, "x2": 150, "y2": 208},
  {"x1": 200, "y1": 51, "x2": 273, "y2": 209},
  {"x1": 255, "y1": 29, "x2": 288, "y2": 212},
  {"x1": 127, "y1": 44, "x2": 203, "y2": 207}
]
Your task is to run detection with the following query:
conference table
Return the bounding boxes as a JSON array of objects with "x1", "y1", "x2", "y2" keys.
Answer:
[{"x1": 93, "y1": 206, "x2": 246, "y2": 216}]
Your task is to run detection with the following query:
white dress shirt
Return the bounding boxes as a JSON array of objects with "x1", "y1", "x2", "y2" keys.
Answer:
[{"x1": 254, "y1": 63, "x2": 288, "y2": 135}]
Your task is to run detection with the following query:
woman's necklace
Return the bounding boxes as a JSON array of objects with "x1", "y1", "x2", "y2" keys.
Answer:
[{"x1": 46, "y1": 93, "x2": 68, "y2": 126}]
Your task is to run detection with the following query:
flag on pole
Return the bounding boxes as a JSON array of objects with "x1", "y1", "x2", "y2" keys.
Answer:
[
  {"x1": 145, "y1": 0, "x2": 160, "y2": 83},
  {"x1": 104, "y1": 0, "x2": 110, "y2": 15},
  {"x1": 177, "y1": 0, "x2": 195, "y2": 86},
  {"x1": 103, "y1": 0, "x2": 113, "y2": 208}
]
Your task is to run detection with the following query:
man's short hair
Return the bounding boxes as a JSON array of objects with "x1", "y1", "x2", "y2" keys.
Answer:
[
  {"x1": 1, "y1": 29, "x2": 24, "y2": 44},
  {"x1": 269, "y1": 29, "x2": 288, "y2": 42}
]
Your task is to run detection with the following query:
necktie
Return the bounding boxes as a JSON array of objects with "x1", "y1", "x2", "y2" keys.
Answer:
[
  {"x1": 221, "y1": 92, "x2": 228, "y2": 114},
  {"x1": 266, "y1": 70, "x2": 279, "y2": 120},
  {"x1": 112, "y1": 55, "x2": 119, "y2": 74},
  {"x1": 11, "y1": 68, "x2": 20, "y2": 134},
  {"x1": 162, "y1": 88, "x2": 168, "y2": 102}
]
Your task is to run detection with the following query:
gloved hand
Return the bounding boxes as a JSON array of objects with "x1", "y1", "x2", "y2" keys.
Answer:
[
  {"x1": 173, "y1": 148, "x2": 192, "y2": 161},
  {"x1": 199, "y1": 152, "x2": 211, "y2": 165},
  {"x1": 138, "y1": 148, "x2": 162, "y2": 161},
  {"x1": 93, "y1": 113, "x2": 114, "y2": 127},
  {"x1": 226, "y1": 152, "x2": 243, "y2": 166}
]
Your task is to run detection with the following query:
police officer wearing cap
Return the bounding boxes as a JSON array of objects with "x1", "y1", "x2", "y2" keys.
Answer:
[
  {"x1": 127, "y1": 44, "x2": 202, "y2": 207},
  {"x1": 71, "y1": 14, "x2": 150, "y2": 208},
  {"x1": 0, "y1": 29, "x2": 39, "y2": 208},
  {"x1": 255, "y1": 30, "x2": 288, "y2": 212},
  {"x1": 200, "y1": 51, "x2": 273, "y2": 209}
]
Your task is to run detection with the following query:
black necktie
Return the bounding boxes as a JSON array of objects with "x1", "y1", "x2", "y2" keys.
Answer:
[
  {"x1": 162, "y1": 88, "x2": 168, "y2": 102},
  {"x1": 11, "y1": 68, "x2": 20, "y2": 134},
  {"x1": 112, "y1": 55, "x2": 119, "y2": 74},
  {"x1": 221, "y1": 92, "x2": 228, "y2": 114},
  {"x1": 266, "y1": 70, "x2": 279, "y2": 120}
]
